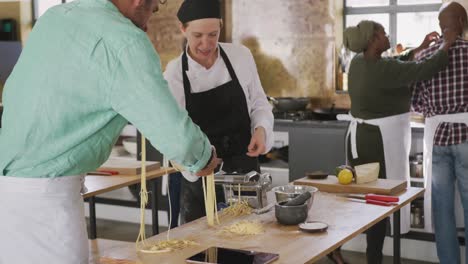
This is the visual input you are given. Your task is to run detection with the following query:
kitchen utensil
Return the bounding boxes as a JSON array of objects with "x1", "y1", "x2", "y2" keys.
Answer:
[
  {"x1": 283, "y1": 191, "x2": 312, "y2": 206},
  {"x1": 215, "y1": 171, "x2": 272, "y2": 209},
  {"x1": 87, "y1": 170, "x2": 120, "y2": 176},
  {"x1": 298, "y1": 221, "x2": 328, "y2": 233},
  {"x1": 306, "y1": 171, "x2": 328, "y2": 180},
  {"x1": 312, "y1": 104, "x2": 349, "y2": 120},
  {"x1": 253, "y1": 203, "x2": 275, "y2": 214},
  {"x1": 346, "y1": 197, "x2": 397, "y2": 206},
  {"x1": 294, "y1": 176, "x2": 407, "y2": 195},
  {"x1": 268, "y1": 97, "x2": 310, "y2": 112},
  {"x1": 341, "y1": 193, "x2": 399, "y2": 203},
  {"x1": 275, "y1": 201, "x2": 308, "y2": 225},
  {"x1": 272, "y1": 185, "x2": 318, "y2": 211}
]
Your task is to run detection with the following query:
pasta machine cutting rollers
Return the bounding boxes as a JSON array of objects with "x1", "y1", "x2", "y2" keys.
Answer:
[{"x1": 213, "y1": 170, "x2": 272, "y2": 209}]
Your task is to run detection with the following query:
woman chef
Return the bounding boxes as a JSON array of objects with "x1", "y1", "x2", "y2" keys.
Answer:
[
  {"x1": 338, "y1": 20, "x2": 456, "y2": 264},
  {"x1": 163, "y1": 0, "x2": 274, "y2": 223}
]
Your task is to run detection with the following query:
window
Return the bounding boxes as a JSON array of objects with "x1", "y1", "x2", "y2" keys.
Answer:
[
  {"x1": 33, "y1": 0, "x2": 75, "y2": 21},
  {"x1": 344, "y1": 0, "x2": 442, "y2": 48},
  {"x1": 33, "y1": 0, "x2": 62, "y2": 20}
]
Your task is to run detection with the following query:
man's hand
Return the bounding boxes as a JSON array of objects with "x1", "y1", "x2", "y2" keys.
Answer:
[
  {"x1": 247, "y1": 126, "x2": 266, "y2": 157},
  {"x1": 196, "y1": 147, "x2": 222, "y2": 176}
]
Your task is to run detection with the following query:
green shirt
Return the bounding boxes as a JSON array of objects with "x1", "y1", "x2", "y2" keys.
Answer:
[
  {"x1": 348, "y1": 50, "x2": 449, "y2": 119},
  {"x1": 0, "y1": 0, "x2": 211, "y2": 177}
]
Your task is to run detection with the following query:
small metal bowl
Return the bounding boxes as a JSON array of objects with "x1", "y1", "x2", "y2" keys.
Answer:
[
  {"x1": 275, "y1": 201, "x2": 308, "y2": 225},
  {"x1": 271, "y1": 185, "x2": 318, "y2": 211}
]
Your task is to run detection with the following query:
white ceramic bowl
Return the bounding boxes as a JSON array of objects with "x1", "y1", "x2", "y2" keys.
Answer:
[{"x1": 122, "y1": 137, "x2": 137, "y2": 156}]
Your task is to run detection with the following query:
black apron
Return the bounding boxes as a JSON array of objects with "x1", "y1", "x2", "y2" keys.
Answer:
[{"x1": 180, "y1": 46, "x2": 260, "y2": 223}]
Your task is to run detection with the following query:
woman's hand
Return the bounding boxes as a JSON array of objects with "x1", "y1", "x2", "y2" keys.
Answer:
[
  {"x1": 247, "y1": 126, "x2": 266, "y2": 157},
  {"x1": 411, "y1": 31, "x2": 440, "y2": 60},
  {"x1": 420, "y1": 31, "x2": 440, "y2": 50}
]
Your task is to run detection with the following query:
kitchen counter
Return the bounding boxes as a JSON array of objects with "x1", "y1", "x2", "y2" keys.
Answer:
[
  {"x1": 92, "y1": 187, "x2": 424, "y2": 264},
  {"x1": 84, "y1": 167, "x2": 176, "y2": 239},
  {"x1": 274, "y1": 119, "x2": 349, "y2": 129},
  {"x1": 273, "y1": 118, "x2": 424, "y2": 182},
  {"x1": 275, "y1": 119, "x2": 424, "y2": 130}
]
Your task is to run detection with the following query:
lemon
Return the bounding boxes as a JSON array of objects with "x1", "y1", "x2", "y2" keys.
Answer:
[
  {"x1": 335, "y1": 165, "x2": 354, "y2": 176},
  {"x1": 338, "y1": 169, "x2": 354, "y2": 185}
]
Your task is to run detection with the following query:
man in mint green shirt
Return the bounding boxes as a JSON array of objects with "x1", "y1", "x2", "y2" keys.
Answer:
[{"x1": 0, "y1": 0, "x2": 220, "y2": 262}]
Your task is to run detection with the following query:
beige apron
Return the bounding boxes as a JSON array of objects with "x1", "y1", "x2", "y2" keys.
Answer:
[
  {"x1": 0, "y1": 175, "x2": 88, "y2": 264},
  {"x1": 422, "y1": 112, "x2": 468, "y2": 233},
  {"x1": 338, "y1": 112, "x2": 411, "y2": 234}
]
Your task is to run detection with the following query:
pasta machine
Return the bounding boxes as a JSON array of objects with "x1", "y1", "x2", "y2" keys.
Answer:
[{"x1": 213, "y1": 170, "x2": 272, "y2": 209}]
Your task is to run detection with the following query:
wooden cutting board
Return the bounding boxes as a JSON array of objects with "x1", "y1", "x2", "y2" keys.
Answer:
[
  {"x1": 98, "y1": 158, "x2": 160, "y2": 175},
  {"x1": 293, "y1": 176, "x2": 407, "y2": 195}
]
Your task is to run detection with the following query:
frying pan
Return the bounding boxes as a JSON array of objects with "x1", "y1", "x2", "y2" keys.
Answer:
[
  {"x1": 312, "y1": 104, "x2": 349, "y2": 120},
  {"x1": 268, "y1": 97, "x2": 310, "y2": 112}
]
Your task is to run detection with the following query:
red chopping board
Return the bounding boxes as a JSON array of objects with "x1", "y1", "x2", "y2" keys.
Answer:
[
  {"x1": 98, "y1": 158, "x2": 160, "y2": 175},
  {"x1": 293, "y1": 176, "x2": 407, "y2": 195}
]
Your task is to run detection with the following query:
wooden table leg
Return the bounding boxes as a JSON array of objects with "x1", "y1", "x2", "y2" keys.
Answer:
[
  {"x1": 393, "y1": 209, "x2": 401, "y2": 264},
  {"x1": 151, "y1": 179, "x2": 159, "y2": 235},
  {"x1": 89, "y1": 196, "x2": 97, "y2": 239}
]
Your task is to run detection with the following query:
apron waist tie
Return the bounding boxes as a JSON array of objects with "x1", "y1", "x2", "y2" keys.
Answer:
[
  {"x1": 422, "y1": 112, "x2": 468, "y2": 233},
  {"x1": 0, "y1": 175, "x2": 85, "y2": 195},
  {"x1": 337, "y1": 113, "x2": 365, "y2": 159}
]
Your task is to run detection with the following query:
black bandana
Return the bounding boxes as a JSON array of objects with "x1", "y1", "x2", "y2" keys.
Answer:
[{"x1": 177, "y1": 0, "x2": 221, "y2": 24}]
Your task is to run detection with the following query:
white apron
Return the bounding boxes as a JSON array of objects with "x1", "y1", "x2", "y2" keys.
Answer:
[
  {"x1": 0, "y1": 175, "x2": 88, "y2": 264},
  {"x1": 338, "y1": 112, "x2": 411, "y2": 234},
  {"x1": 422, "y1": 112, "x2": 468, "y2": 233}
]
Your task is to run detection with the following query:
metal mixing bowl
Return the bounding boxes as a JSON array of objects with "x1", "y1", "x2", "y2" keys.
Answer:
[{"x1": 271, "y1": 185, "x2": 318, "y2": 211}]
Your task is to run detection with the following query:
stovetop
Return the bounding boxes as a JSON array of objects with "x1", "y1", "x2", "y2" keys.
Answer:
[{"x1": 273, "y1": 110, "x2": 316, "y2": 121}]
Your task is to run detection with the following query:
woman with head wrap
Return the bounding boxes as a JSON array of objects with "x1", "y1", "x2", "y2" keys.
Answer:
[
  {"x1": 336, "y1": 20, "x2": 457, "y2": 264},
  {"x1": 163, "y1": 0, "x2": 274, "y2": 223}
]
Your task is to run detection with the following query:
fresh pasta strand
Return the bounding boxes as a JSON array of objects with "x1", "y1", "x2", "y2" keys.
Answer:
[
  {"x1": 207, "y1": 247, "x2": 218, "y2": 263},
  {"x1": 202, "y1": 173, "x2": 219, "y2": 226},
  {"x1": 136, "y1": 137, "x2": 148, "y2": 249},
  {"x1": 139, "y1": 239, "x2": 197, "y2": 254},
  {"x1": 213, "y1": 177, "x2": 220, "y2": 225},
  {"x1": 136, "y1": 136, "x2": 195, "y2": 253},
  {"x1": 220, "y1": 184, "x2": 252, "y2": 217},
  {"x1": 220, "y1": 220, "x2": 264, "y2": 236},
  {"x1": 165, "y1": 158, "x2": 172, "y2": 241},
  {"x1": 220, "y1": 199, "x2": 252, "y2": 217}
]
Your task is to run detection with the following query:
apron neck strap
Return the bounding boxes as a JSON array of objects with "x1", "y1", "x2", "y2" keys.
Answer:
[{"x1": 181, "y1": 45, "x2": 240, "y2": 102}]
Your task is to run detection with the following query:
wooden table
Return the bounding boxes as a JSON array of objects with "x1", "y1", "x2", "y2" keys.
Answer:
[
  {"x1": 89, "y1": 239, "x2": 135, "y2": 264},
  {"x1": 95, "y1": 187, "x2": 424, "y2": 264},
  {"x1": 83, "y1": 167, "x2": 176, "y2": 239}
]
